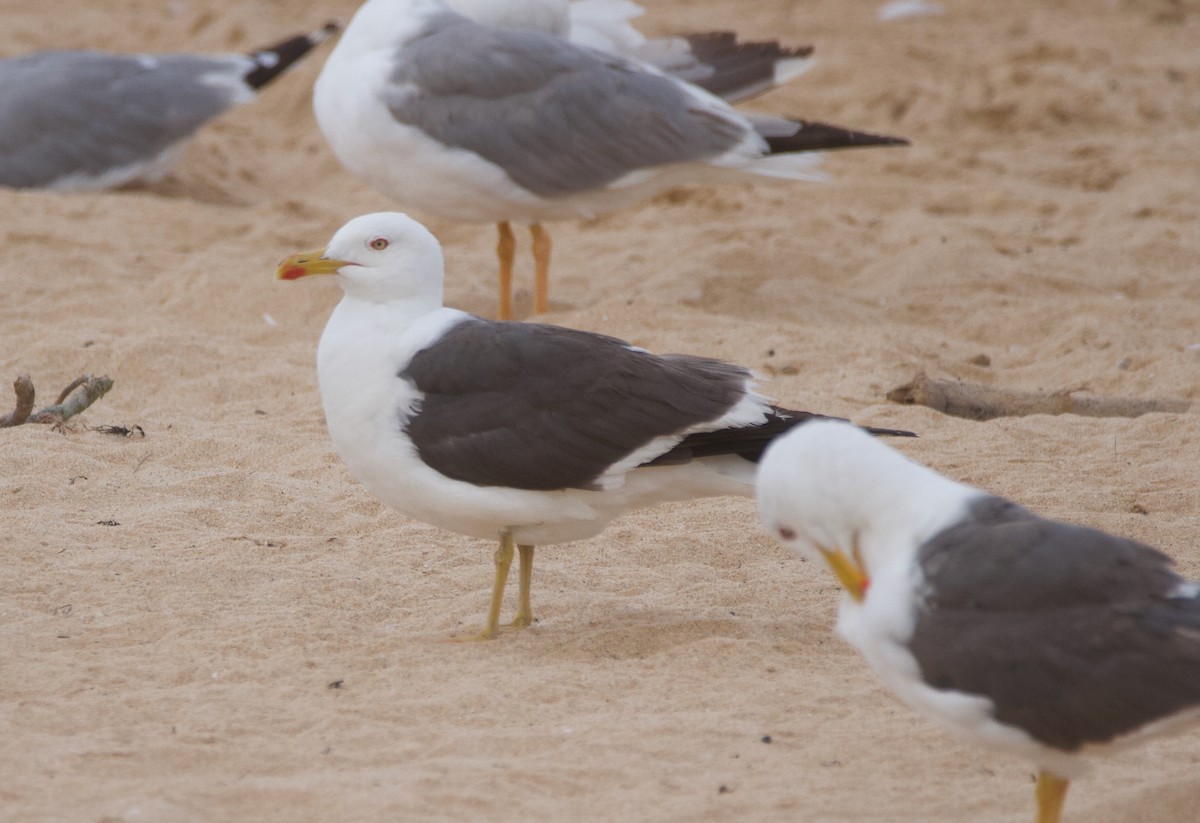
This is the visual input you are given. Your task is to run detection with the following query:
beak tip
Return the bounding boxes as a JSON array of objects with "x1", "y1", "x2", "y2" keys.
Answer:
[{"x1": 274, "y1": 247, "x2": 341, "y2": 281}]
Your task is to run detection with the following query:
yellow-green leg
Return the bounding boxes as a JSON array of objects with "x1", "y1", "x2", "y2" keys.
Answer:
[
  {"x1": 479, "y1": 532, "x2": 515, "y2": 640},
  {"x1": 530, "y1": 223, "x2": 551, "y2": 315},
  {"x1": 496, "y1": 221, "x2": 516, "y2": 320},
  {"x1": 510, "y1": 544, "x2": 535, "y2": 628},
  {"x1": 1035, "y1": 771, "x2": 1070, "y2": 823}
]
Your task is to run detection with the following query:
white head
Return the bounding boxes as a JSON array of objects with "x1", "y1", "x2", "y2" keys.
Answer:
[
  {"x1": 276, "y1": 212, "x2": 445, "y2": 307},
  {"x1": 756, "y1": 420, "x2": 975, "y2": 603}
]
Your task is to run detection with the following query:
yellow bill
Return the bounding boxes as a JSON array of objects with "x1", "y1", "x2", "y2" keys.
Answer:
[
  {"x1": 817, "y1": 542, "x2": 869, "y2": 602},
  {"x1": 276, "y1": 247, "x2": 351, "y2": 280}
]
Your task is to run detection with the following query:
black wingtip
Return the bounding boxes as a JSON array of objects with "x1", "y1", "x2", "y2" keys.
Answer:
[
  {"x1": 683, "y1": 31, "x2": 815, "y2": 64},
  {"x1": 765, "y1": 120, "x2": 910, "y2": 154},
  {"x1": 241, "y1": 20, "x2": 342, "y2": 91},
  {"x1": 679, "y1": 32, "x2": 814, "y2": 103},
  {"x1": 639, "y1": 407, "x2": 916, "y2": 470}
]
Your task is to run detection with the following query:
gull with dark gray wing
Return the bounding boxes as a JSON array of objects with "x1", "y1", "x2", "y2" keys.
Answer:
[
  {"x1": 314, "y1": 0, "x2": 907, "y2": 319},
  {"x1": 0, "y1": 22, "x2": 338, "y2": 191},
  {"x1": 757, "y1": 420, "x2": 1200, "y2": 823},
  {"x1": 277, "y1": 212, "x2": 913, "y2": 639}
]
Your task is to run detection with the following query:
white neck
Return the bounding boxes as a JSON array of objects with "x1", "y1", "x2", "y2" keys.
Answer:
[
  {"x1": 332, "y1": 290, "x2": 444, "y2": 331},
  {"x1": 858, "y1": 468, "x2": 980, "y2": 566},
  {"x1": 337, "y1": 275, "x2": 444, "y2": 310},
  {"x1": 315, "y1": 293, "x2": 446, "y2": 423}
]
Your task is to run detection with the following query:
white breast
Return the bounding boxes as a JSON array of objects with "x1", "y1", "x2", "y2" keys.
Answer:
[
  {"x1": 316, "y1": 300, "x2": 606, "y2": 542},
  {"x1": 834, "y1": 550, "x2": 1090, "y2": 778}
]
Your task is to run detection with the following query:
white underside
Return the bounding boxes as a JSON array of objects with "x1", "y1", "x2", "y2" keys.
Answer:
[{"x1": 317, "y1": 296, "x2": 761, "y2": 546}]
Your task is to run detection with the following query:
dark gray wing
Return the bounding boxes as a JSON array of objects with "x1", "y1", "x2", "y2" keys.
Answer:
[
  {"x1": 909, "y1": 496, "x2": 1200, "y2": 750},
  {"x1": 385, "y1": 13, "x2": 748, "y2": 198},
  {"x1": 0, "y1": 51, "x2": 245, "y2": 188},
  {"x1": 400, "y1": 318, "x2": 749, "y2": 490}
]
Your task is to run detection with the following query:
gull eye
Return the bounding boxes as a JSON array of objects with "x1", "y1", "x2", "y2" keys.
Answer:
[
  {"x1": 777, "y1": 526, "x2": 796, "y2": 540},
  {"x1": 368, "y1": 237, "x2": 389, "y2": 251}
]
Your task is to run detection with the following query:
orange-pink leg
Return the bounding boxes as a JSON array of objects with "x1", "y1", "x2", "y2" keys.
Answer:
[
  {"x1": 496, "y1": 221, "x2": 515, "y2": 320},
  {"x1": 530, "y1": 223, "x2": 551, "y2": 315}
]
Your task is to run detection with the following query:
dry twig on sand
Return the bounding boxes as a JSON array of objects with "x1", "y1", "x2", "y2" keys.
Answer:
[
  {"x1": 0, "y1": 375, "x2": 36, "y2": 427},
  {"x1": 887, "y1": 371, "x2": 1192, "y2": 421},
  {"x1": 0, "y1": 374, "x2": 114, "y2": 427}
]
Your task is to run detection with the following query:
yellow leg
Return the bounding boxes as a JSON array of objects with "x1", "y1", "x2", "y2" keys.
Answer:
[
  {"x1": 1035, "y1": 771, "x2": 1070, "y2": 823},
  {"x1": 510, "y1": 544, "x2": 535, "y2": 628},
  {"x1": 479, "y1": 532, "x2": 515, "y2": 640},
  {"x1": 530, "y1": 223, "x2": 551, "y2": 315},
  {"x1": 496, "y1": 221, "x2": 516, "y2": 320}
]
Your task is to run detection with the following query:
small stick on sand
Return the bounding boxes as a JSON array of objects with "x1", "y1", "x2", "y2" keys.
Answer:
[
  {"x1": 0, "y1": 375, "x2": 36, "y2": 427},
  {"x1": 887, "y1": 371, "x2": 1192, "y2": 421},
  {"x1": 24, "y1": 375, "x2": 115, "y2": 425},
  {"x1": 52, "y1": 375, "x2": 89, "y2": 405}
]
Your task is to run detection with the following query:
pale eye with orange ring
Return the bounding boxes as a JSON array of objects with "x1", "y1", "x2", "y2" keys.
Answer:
[
  {"x1": 777, "y1": 526, "x2": 796, "y2": 540},
  {"x1": 369, "y1": 237, "x2": 389, "y2": 251}
]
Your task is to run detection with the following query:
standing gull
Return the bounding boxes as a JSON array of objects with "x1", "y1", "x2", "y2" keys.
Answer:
[
  {"x1": 757, "y1": 421, "x2": 1200, "y2": 823},
  {"x1": 0, "y1": 22, "x2": 338, "y2": 191},
  {"x1": 313, "y1": 0, "x2": 907, "y2": 319},
  {"x1": 277, "y1": 212, "x2": 914, "y2": 639}
]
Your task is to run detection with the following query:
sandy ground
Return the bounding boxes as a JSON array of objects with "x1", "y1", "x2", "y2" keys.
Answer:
[{"x1": 2, "y1": 1, "x2": 1199, "y2": 821}]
